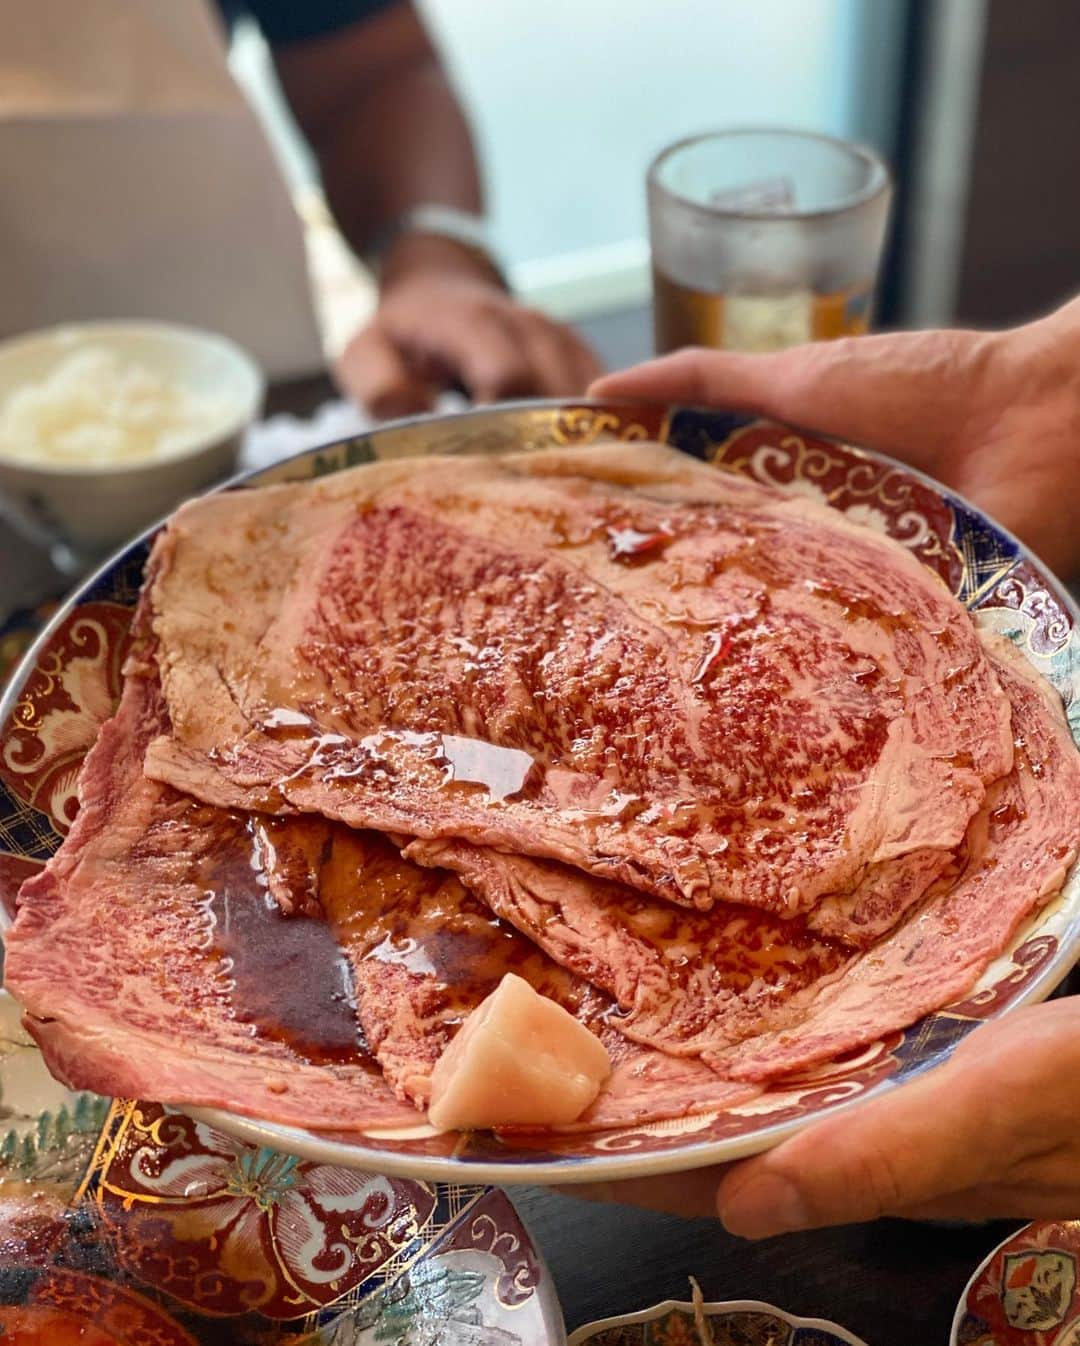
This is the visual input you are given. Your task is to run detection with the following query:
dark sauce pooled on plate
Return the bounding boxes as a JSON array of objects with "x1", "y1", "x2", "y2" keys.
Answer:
[
  {"x1": 318, "y1": 828, "x2": 587, "y2": 1029},
  {"x1": 200, "y1": 815, "x2": 370, "y2": 1067}
]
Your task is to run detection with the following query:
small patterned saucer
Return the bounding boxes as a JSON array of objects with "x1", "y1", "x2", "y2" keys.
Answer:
[
  {"x1": 567, "y1": 1296, "x2": 867, "y2": 1346},
  {"x1": 952, "y1": 1221, "x2": 1080, "y2": 1345}
]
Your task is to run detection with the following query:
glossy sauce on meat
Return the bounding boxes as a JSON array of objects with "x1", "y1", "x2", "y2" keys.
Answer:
[
  {"x1": 143, "y1": 445, "x2": 1015, "y2": 935},
  {"x1": 199, "y1": 813, "x2": 367, "y2": 1066}
]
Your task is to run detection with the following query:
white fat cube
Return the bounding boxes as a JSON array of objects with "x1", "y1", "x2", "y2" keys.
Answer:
[{"x1": 427, "y1": 973, "x2": 610, "y2": 1131}]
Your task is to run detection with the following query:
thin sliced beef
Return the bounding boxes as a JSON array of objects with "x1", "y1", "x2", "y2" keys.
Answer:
[
  {"x1": 716, "y1": 638, "x2": 1080, "y2": 1081},
  {"x1": 143, "y1": 444, "x2": 1012, "y2": 939},
  {"x1": 247, "y1": 815, "x2": 759, "y2": 1122},
  {"x1": 407, "y1": 634, "x2": 1079, "y2": 1081},
  {"x1": 314, "y1": 828, "x2": 759, "y2": 1125},
  {"x1": 403, "y1": 629, "x2": 1077, "y2": 1082},
  {"x1": 403, "y1": 837, "x2": 851, "y2": 1062},
  {"x1": 317, "y1": 827, "x2": 586, "y2": 1104},
  {"x1": 805, "y1": 845, "x2": 957, "y2": 942},
  {"x1": 5, "y1": 651, "x2": 757, "y2": 1133},
  {"x1": 4, "y1": 666, "x2": 416, "y2": 1133}
]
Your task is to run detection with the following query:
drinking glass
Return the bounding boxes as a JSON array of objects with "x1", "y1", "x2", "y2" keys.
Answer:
[{"x1": 648, "y1": 128, "x2": 892, "y2": 353}]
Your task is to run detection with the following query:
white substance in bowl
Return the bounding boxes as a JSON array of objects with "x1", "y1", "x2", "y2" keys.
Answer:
[{"x1": 0, "y1": 347, "x2": 230, "y2": 467}]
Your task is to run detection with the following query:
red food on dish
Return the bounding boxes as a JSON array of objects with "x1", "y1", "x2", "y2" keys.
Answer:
[{"x1": 4, "y1": 443, "x2": 1078, "y2": 1137}]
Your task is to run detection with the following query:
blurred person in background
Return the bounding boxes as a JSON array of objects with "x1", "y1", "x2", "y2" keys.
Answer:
[{"x1": 0, "y1": 0, "x2": 602, "y2": 415}]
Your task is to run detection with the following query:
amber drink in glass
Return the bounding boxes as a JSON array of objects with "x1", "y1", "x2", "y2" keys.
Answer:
[{"x1": 649, "y1": 128, "x2": 892, "y2": 353}]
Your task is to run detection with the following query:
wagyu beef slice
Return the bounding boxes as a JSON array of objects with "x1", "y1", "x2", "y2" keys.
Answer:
[
  {"x1": 3, "y1": 665, "x2": 417, "y2": 1133},
  {"x1": 719, "y1": 639, "x2": 1080, "y2": 1081},
  {"x1": 316, "y1": 826, "x2": 586, "y2": 1104},
  {"x1": 144, "y1": 443, "x2": 1012, "y2": 933},
  {"x1": 404, "y1": 836, "x2": 851, "y2": 1062},
  {"x1": 6, "y1": 653, "x2": 757, "y2": 1133},
  {"x1": 271, "y1": 816, "x2": 760, "y2": 1126},
  {"x1": 405, "y1": 643, "x2": 1078, "y2": 1082}
]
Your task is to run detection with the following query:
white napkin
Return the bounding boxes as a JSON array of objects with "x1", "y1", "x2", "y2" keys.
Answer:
[{"x1": 239, "y1": 393, "x2": 470, "y2": 475}]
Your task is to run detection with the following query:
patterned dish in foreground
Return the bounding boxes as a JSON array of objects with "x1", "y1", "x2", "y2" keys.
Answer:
[
  {"x1": 0, "y1": 976, "x2": 564, "y2": 1344},
  {"x1": 1, "y1": 399, "x2": 1078, "y2": 1185},
  {"x1": 952, "y1": 1221, "x2": 1080, "y2": 1345},
  {"x1": 567, "y1": 1295, "x2": 867, "y2": 1346}
]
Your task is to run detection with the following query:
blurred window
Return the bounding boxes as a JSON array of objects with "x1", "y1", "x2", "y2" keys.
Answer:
[{"x1": 230, "y1": 0, "x2": 908, "y2": 320}]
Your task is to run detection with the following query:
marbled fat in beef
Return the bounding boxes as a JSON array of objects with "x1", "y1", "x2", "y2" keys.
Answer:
[
  {"x1": 5, "y1": 446, "x2": 1077, "y2": 1136},
  {"x1": 143, "y1": 443, "x2": 1013, "y2": 942},
  {"x1": 5, "y1": 648, "x2": 757, "y2": 1131},
  {"x1": 404, "y1": 633, "x2": 1080, "y2": 1080},
  {"x1": 4, "y1": 664, "x2": 417, "y2": 1132},
  {"x1": 403, "y1": 836, "x2": 851, "y2": 1062},
  {"x1": 720, "y1": 637, "x2": 1080, "y2": 1080}
]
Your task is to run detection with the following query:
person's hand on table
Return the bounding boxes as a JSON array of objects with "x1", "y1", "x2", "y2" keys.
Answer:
[
  {"x1": 592, "y1": 295, "x2": 1080, "y2": 578},
  {"x1": 337, "y1": 234, "x2": 605, "y2": 418},
  {"x1": 563, "y1": 996, "x2": 1080, "y2": 1237}
]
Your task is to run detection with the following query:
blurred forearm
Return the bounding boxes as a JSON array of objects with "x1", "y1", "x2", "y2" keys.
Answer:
[
  {"x1": 272, "y1": 2, "x2": 483, "y2": 260},
  {"x1": 273, "y1": 3, "x2": 604, "y2": 412}
]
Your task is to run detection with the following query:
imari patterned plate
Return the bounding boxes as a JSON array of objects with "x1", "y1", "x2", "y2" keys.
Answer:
[
  {"x1": 567, "y1": 1295, "x2": 867, "y2": 1346},
  {"x1": 0, "y1": 976, "x2": 565, "y2": 1342},
  {"x1": 952, "y1": 1221, "x2": 1080, "y2": 1345},
  {"x1": 1, "y1": 399, "x2": 1078, "y2": 1188}
]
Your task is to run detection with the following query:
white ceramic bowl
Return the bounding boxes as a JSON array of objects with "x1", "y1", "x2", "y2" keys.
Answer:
[{"x1": 0, "y1": 321, "x2": 264, "y2": 558}]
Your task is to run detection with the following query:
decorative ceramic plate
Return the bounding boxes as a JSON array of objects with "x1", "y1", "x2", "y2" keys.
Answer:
[
  {"x1": 952, "y1": 1221, "x2": 1080, "y2": 1346},
  {"x1": 0, "y1": 599, "x2": 57, "y2": 687},
  {"x1": 2, "y1": 400, "x2": 1078, "y2": 1187},
  {"x1": 567, "y1": 1295, "x2": 867, "y2": 1346},
  {"x1": 0, "y1": 974, "x2": 564, "y2": 1344}
]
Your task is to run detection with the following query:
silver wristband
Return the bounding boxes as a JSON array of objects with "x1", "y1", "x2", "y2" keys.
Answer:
[{"x1": 369, "y1": 205, "x2": 504, "y2": 281}]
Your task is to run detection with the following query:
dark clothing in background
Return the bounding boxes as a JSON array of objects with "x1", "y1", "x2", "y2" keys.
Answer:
[{"x1": 216, "y1": 0, "x2": 400, "y2": 45}]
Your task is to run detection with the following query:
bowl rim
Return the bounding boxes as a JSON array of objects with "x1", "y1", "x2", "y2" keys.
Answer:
[
  {"x1": 566, "y1": 1295, "x2": 868, "y2": 1345},
  {"x1": 0, "y1": 319, "x2": 265, "y2": 477},
  {"x1": 1, "y1": 395, "x2": 1078, "y2": 1187}
]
